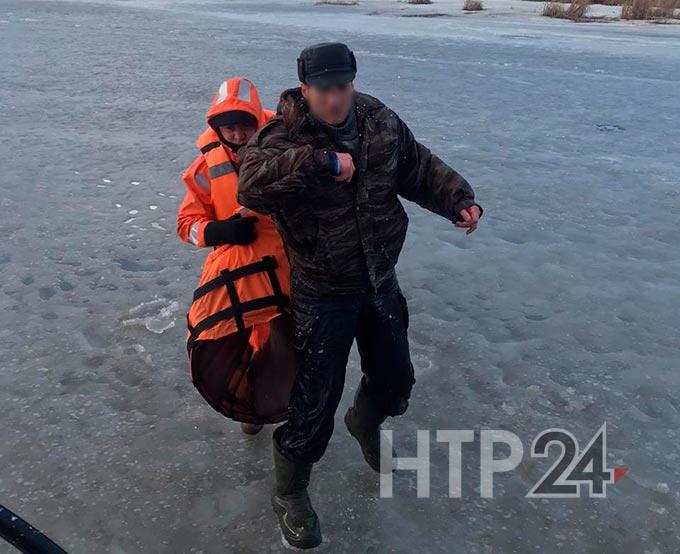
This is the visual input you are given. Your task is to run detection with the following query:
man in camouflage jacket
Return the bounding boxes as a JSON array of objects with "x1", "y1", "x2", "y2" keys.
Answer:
[{"x1": 238, "y1": 42, "x2": 482, "y2": 549}]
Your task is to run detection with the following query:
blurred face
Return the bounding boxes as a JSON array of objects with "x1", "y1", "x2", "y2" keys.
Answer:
[
  {"x1": 301, "y1": 81, "x2": 354, "y2": 125},
  {"x1": 219, "y1": 122, "x2": 257, "y2": 146}
]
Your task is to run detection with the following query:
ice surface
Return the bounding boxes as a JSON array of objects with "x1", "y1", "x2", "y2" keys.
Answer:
[
  {"x1": 122, "y1": 298, "x2": 180, "y2": 334},
  {"x1": 1, "y1": 0, "x2": 679, "y2": 553}
]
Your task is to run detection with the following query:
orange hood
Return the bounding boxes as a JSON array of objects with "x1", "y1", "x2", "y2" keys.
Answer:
[{"x1": 205, "y1": 76, "x2": 269, "y2": 129}]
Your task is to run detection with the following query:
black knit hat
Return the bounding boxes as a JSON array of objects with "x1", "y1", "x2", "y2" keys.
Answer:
[
  {"x1": 209, "y1": 110, "x2": 257, "y2": 129},
  {"x1": 297, "y1": 42, "x2": 357, "y2": 87}
]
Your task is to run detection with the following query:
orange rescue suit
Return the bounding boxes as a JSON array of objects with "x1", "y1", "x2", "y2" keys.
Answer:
[{"x1": 177, "y1": 77, "x2": 290, "y2": 346}]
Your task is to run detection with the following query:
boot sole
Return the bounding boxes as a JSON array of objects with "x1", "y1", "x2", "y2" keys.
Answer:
[
  {"x1": 271, "y1": 496, "x2": 322, "y2": 549},
  {"x1": 240, "y1": 423, "x2": 264, "y2": 435}
]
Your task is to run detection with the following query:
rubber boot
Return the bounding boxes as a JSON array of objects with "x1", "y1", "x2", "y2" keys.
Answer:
[
  {"x1": 240, "y1": 422, "x2": 264, "y2": 435},
  {"x1": 271, "y1": 448, "x2": 322, "y2": 549},
  {"x1": 344, "y1": 382, "x2": 396, "y2": 473}
]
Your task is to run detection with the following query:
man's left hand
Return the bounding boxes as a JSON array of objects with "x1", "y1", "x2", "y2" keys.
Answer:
[{"x1": 455, "y1": 205, "x2": 481, "y2": 235}]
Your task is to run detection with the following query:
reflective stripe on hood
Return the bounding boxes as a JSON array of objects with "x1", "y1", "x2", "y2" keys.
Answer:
[{"x1": 205, "y1": 76, "x2": 268, "y2": 130}]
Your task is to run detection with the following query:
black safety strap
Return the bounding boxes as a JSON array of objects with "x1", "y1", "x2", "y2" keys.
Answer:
[
  {"x1": 222, "y1": 269, "x2": 244, "y2": 332},
  {"x1": 192, "y1": 257, "x2": 278, "y2": 302},
  {"x1": 264, "y1": 261, "x2": 287, "y2": 314},
  {"x1": 187, "y1": 256, "x2": 288, "y2": 348},
  {"x1": 188, "y1": 296, "x2": 284, "y2": 349},
  {"x1": 200, "y1": 141, "x2": 221, "y2": 154}
]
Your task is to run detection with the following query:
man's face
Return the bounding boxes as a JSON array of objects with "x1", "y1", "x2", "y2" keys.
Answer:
[
  {"x1": 219, "y1": 122, "x2": 257, "y2": 146},
  {"x1": 301, "y1": 81, "x2": 354, "y2": 125}
]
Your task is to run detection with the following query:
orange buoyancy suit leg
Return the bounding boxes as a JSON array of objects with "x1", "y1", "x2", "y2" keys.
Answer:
[{"x1": 177, "y1": 77, "x2": 294, "y2": 424}]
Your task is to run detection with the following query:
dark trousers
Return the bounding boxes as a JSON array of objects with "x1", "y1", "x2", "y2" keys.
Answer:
[{"x1": 274, "y1": 274, "x2": 416, "y2": 464}]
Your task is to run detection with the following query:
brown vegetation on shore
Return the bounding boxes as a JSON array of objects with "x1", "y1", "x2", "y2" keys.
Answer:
[
  {"x1": 540, "y1": 0, "x2": 679, "y2": 20},
  {"x1": 464, "y1": 0, "x2": 485, "y2": 9},
  {"x1": 542, "y1": 0, "x2": 590, "y2": 19},
  {"x1": 621, "y1": 0, "x2": 680, "y2": 19}
]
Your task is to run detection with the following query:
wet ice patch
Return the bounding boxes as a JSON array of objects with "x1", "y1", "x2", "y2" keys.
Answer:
[
  {"x1": 597, "y1": 123, "x2": 625, "y2": 132},
  {"x1": 39, "y1": 286, "x2": 56, "y2": 300},
  {"x1": 527, "y1": 384, "x2": 541, "y2": 395},
  {"x1": 649, "y1": 503, "x2": 667, "y2": 515},
  {"x1": 411, "y1": 350, "x2": 435, "y2": 377},
  {"x1": 58, "y1": 278, "x2": 74, "y2": 291},
  {"x1": 501, "y1": 34, "x2": 541, "y2": 40},
  {"x1": 113, "y1": 258, "x2": 162, "y2": 272},
  {"x1": 501, "y1": 402, "x2": 517, "y2": 416},
  {"x1": 656, "y1": 482, "x2": 670, "y2": 494},
  {"x1": 127, "y1": 343, "x2": 153, "y2": 365},
  {"x1": 122, "y1": 298, "x2": 180, "y2": 334}
]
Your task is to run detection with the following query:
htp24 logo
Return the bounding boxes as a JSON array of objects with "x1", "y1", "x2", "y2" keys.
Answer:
[
  {"x1": 527, "y1": 423, "x2": 629, "y2": 498},
  {"x1": 380, "y1": 422, "x2": 629, "y2": 498}
]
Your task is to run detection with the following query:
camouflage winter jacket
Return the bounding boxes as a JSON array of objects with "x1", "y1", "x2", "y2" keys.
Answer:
[{"x1": 237, "y1": 87, "x2": 481, "y2": 295}]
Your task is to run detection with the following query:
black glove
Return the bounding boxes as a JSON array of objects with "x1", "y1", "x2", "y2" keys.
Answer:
[{"x1": 203, "y1": 214, "x2": 258, "y2": 246}]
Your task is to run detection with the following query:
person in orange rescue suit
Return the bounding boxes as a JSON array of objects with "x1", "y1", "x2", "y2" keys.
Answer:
[{"x1": 177, "y1": 76, "x2": 296, "y2": 436}]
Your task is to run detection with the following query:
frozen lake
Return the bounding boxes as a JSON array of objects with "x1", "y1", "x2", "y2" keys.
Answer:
[{"x1": 1, "y1": 0, "x2": 679, "y2": 552}]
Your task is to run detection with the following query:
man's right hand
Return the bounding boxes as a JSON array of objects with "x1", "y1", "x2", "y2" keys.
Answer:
[
  {"x1": 333, "y1": 152, "x2": 356, "y2": 182},
  {"x1": 454, "y1": 205, "x2": 481, "y2": 235}
]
